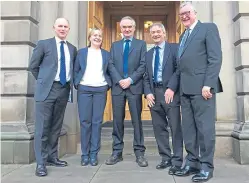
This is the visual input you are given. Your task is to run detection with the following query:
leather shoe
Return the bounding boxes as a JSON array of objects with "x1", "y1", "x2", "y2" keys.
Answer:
[
  {"x1": 105, "y1": 154, "x2": 123, "y2": 165},
  {"x1": 192, "y1": 170, "x2": 213, "y2": 182},
  {"x1": 35, "y1": 164, "x2": 47, "y2": 177},
  {"x1": 47, "y1": 158, "x2": 68, "y2": 167},
  {"x1": 174, "y1": 165, "x2": 200, "y2": 176},
  {"x1": 90, "y1": 157, "x2": 98, "y2": 166},
  {"x1": 168, "y1": 165, "x2": 181, "y2": 175},
  {"x1": 156, "y1": 160, "x2": 172, "y2": 169},
  {"x1": 81, "y1": 157, "x2": 89, "y2": 166},
  {"x1": 136, "y1": 156, "x2": 148, "y2": 167}
]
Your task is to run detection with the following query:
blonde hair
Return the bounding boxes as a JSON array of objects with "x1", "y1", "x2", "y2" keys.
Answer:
[{"x1": 88, "y1": 28, "x2": 103, "y2": 47}]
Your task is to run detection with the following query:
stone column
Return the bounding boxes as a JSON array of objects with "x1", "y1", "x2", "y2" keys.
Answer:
[
  {"x1": 58, "y1": 1, "x2": 80, "y2": 154},
  {"x1": 1, "y1": 1, "x2": 39, "y2": 163},
  {"x1": 211, "y1": 1, "x2": 237, "y2": 157},
  {"x1": 231, "y1": 1, "x2": 249, "y2": 164}
]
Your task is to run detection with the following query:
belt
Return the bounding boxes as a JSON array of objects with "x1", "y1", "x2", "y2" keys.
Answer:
[
  {"x1": 153, "y1": 82, "x2": 163, "y2": 88},
  {"x1": 53, "y1": 81, "x2": 70, "y2": 85}
]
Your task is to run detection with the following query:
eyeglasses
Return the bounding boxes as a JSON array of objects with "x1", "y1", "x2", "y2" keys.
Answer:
[{"x1": 179, "y1": 11, "x2": 191, "y2": 18}]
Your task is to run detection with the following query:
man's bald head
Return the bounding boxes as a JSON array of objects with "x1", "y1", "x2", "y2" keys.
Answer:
[{"x1": 53, "y1": 17, "x2": 70, "y2": 40}]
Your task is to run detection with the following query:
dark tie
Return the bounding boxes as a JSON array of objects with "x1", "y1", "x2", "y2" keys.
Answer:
[
  {"x1": 59, "y1": 41, "x2": 66, "y2": 86},
  {"x1": 154, "y1": 46, "x2": 160, "y2": 82},
  {"x1": 178, "y1": 29, "x2": 190, "y2": 58},
  {"x1": 123, "y1": 39, "x2": 130, "y2": 78}
]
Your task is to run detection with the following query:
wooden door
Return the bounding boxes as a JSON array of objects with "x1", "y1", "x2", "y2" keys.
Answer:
[{"x1": 88, "y1": 2, "x2": 112, "y2": 122}]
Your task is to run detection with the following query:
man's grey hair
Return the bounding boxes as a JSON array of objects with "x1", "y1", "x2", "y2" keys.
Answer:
[
  {"x1": 149, "y1": 23, "x2": 166, "y2": 34},
  {"x1": 180, "y1": 2, "x2": 197, "y2": 13},
  {"x1": 54, "y1": 17, "x2": 70, "y2": 26},
  {"x1": 120, "y1": 16, "x2": 136, "y2": 27}
]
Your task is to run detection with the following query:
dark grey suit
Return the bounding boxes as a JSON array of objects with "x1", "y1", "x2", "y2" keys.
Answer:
[
  {"x1": 144, "y1": 42, "x2": 183, "y2": 166},
  {"x1": 29, "y1": 37, "x2": 77, "y2": 165},
  {"x1": 178, "y1": 21, "x2": 223, "y2": 172},
  {"x1": 108, "y1": 38, "x2": 146, "y2": 157}
]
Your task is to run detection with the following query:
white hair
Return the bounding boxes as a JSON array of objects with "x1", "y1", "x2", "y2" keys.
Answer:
[
  {"x1": 149, "y1": 23, "x2": 166, "y2": 34},
  {"x1": 120, "y1": 16, "x2": 136, "y2": 27},
  {"x1": 180, "y1": 2, "x2": 197, "y2": 13}
]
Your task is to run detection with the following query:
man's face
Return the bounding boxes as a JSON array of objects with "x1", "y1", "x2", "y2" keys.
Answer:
[
  {"x1": 53, "y1": 18, "x2": 70, "y2": 40},
  {"x1": 179, "y1": 5, "x2": 197, "y2": 28},
  {"x1": 120, "y1": 19, "x2": 135, "y2": 39},
  {"x1": 150, "y1": 25, "x2": 166, "y2": 45}
]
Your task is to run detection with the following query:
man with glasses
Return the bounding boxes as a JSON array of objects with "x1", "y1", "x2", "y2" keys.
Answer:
[
  {"x1": 174, "y1": 2, "x2": 223, "y2": 182},
  {"x1": 106, "y1": 16, "x2": 148, "y2": 167}
]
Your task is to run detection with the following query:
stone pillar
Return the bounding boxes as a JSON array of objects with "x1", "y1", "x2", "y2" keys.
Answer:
[
  {"x1": 1, "y1": 1, "x2": 39, "y2": 163},
  {"x1": 231, "y1": 1, "x2": 249, "y2": 164},
  {"x1": 58, "y1": 1, "x2": 80, "y2": 154},
  {"x1": 211, "y1": 1, "x2": 238, "y2": 157}
]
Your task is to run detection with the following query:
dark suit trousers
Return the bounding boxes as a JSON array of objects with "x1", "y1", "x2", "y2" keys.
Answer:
[
  {"x1": 34, "y1": 82, "x2": 70, "y2": 165},
  {"x1": 150, "y1": 87, "x2": 183, "y2": 166},
  {"x1": 181, "y1": 94, "x2": 216, "y2": 172},
  {"x1": 112, "y1": 89, "x2": 146, "y2": 157},
  {"x1": 77, "y1": 85, "x2": 108, "y2": 158}
]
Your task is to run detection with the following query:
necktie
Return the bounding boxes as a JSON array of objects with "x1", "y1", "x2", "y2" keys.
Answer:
[
  {"x1": 59, "y1": 41, "x2": 66, "y2": 86},
  {"x1": 178, "y1": 29, "x2": 190, "y2": 58},
  {"x1": 154, "y1": 46, "x2": 160, "y2": 82},
  {"x1": 123, "y1": 39, "x2": 130, "y2": 78}
]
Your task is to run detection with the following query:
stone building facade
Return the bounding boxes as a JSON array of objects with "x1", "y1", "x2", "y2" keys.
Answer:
[{"x1": 1, "y1": 1, "x2": 248, "y2": 164}]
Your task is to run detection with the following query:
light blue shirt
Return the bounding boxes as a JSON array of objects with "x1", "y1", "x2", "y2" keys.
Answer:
[{"x1": 152, "y1": 41, "x2": 165, "y2": 82}]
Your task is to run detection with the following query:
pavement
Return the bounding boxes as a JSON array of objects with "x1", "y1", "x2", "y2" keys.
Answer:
[{"x1": 1, "y1": 154, "x2": 249, "y2": 183}]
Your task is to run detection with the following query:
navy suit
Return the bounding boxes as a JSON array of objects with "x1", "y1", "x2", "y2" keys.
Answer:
[
  {"x1": 74, "y1": 47, "x2": 111, "y2": 158},
  {"x1": 144, "y1": 42, "x2": 183, "y2": 166},
  {"x1": 29, "y1": 37, "x2": 77, "y2": 165}
]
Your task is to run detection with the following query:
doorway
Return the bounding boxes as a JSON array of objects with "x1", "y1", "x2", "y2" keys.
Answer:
[{"x1": 87, "y1": 1, "x2": 184, "y2": 121}]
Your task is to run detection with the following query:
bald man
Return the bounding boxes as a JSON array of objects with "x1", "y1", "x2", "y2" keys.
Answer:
[{"x1": 29, "y1": 18, "x2": 77, "y2": 177}]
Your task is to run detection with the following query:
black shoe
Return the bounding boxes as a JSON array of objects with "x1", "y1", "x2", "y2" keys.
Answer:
[
  {"x1": 105, "y1": 154, "x2": 123, "y2": 165},
  {"x1": 174, "y1": 165, "x2": 200, "y2": 176},
  {"x1": 156, "y1": 160, "x2": 172, "y2": 169},
  {"x1": 81, "y1": 157, "x2": 89, "y2": 166},
  {"x1": 90, "y1": 157, "x2": 98, "y2": 166},
  {"x1": 35, "y1": 164, "x2": 47, "y2": 177},
  {"x1": 136, "y1": 156, "x2": 148, "y2": 167},
  {"x1": 47, "y1": 158, "x2": 68, "y2": 167},
  {"x1": 168, "y1": 165, "x2": 181, "y2": 175},
  {"x1": 192, "y1": 170, "x2": 213, "y2": 182}
]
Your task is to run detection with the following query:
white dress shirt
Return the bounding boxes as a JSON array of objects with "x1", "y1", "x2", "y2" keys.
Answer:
[
  {"x1": 189, "y1": 20, "x2": 198, "y2": 35},
  {"x1": 80, "y1": 48, "x2": 107, "y2": 87},
  {"x1": 54, "y1": 36, "x2": 71, "y2": 82}
]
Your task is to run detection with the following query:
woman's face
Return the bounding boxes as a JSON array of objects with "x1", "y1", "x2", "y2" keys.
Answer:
[{"x1": 89, "y1": 30, "x2": 102, "y2": 47}]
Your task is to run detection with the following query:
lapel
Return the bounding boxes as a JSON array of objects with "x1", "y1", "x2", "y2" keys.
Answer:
[
  {"x1": 162, "y1": 42, "x2": 170, "y2": 71},
  {"x1": 148, "y1": 49, "x2": 154, "y2": 78},
  {"x1": 81, "y1": 48, "x2": 88, "y2": 73},
  {"x1": 118, "y1": 40, "x2": 124, "y2": 56},
  {"x1": 66, "y1": 41, "x2": 74, "y2": 71},
  {"x1": 101, "y1": 49, "x2": 106, "y2": 70},
  {"x1": 181, "y1": 21, "x2": 201, "y2": 57},
  {"x1": 51, "y1": 38, "x2": 58, "y2": 65},
  {"x1": 128, "y1": 38, "x2": 135, "y2": 55}
]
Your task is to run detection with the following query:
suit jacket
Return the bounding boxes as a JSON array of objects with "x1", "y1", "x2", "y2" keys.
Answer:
[
  {"x1": 178, "y1": 21, "x2": 223, "y2": 95},
  {"x1": 108, "y1": 38, "x2": 147, "y2": 95},
  {"x1": 73, "y1": 47, "x2": 112, "y2": 89},
  {"x1": 29, "y1": 37, "x2": 77, "y2": 102},
  {"x1": 144, "y1": 42, "x2": 180, "y2": 103}
]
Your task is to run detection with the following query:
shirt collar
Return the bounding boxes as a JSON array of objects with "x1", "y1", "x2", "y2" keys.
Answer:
[
  {"x1": 124, "y1": 37, "x2": 133, "y2": 42},
  {"x1": 155, "y1": 41, "x2": 165, "y2": 49},
  {"x1": 55, "y1": 36, "x2": 67, "y2": 44},
  {"x1": 189, "y1": 20, "x2": 198, "y2": 31}
]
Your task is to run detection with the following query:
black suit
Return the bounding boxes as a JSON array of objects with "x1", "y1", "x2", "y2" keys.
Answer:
[
  {"x1": 178, "y1": 21, "x2": 223, "y2": 172},
  {"x1": 144, "y1": 42, "x2": 183, "y2": 166},
  {"x1": 108, "y1": 38, "x2": 147, "y2": 157}
]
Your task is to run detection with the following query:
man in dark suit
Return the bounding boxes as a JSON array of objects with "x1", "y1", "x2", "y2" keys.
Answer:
[
  {"x1": 174, "y1": 2, "x2": 223, "y2": 182},
  {"x1": 29, "y1": 18, "x2": 77, "y2": 177},
  {"x1": 143, "y1": 23, "x2": 183, "y2": 174},
  {"x1": 105, "y1": 16, "x2": 148, "y2": 167}
]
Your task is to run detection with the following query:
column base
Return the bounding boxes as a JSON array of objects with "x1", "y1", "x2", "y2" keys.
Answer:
[{"x1": 232, "y1": 138, "x2": 249, "y2": 164}]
